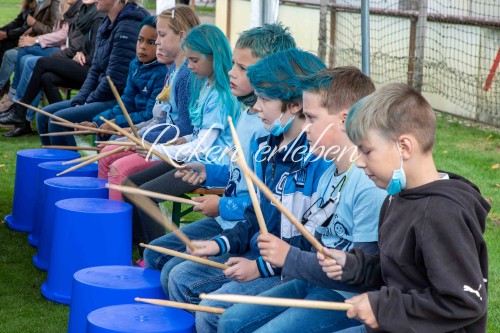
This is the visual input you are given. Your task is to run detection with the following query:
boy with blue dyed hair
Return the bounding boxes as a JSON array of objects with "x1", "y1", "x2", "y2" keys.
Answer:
[
  {"x1": 317, "y1": 83, "x2": 489, "y2": 333},
  {"x1": 167, "y1": 48, "x2": 329, "y2": 332},
  {"x1": 217, "y1": 66, "x2": 386, "y2": 333},
  {"x1": 144, "y1": 23, "x2": 295, "y2": 288}
]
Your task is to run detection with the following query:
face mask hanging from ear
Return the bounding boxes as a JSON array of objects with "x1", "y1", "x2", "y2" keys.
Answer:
[
  {"x1": 386, "y1": 142, "x2": 407, "y2": 195},
  {"x1": 267, "y1": 113, "x2": 295, "y2": 136}
]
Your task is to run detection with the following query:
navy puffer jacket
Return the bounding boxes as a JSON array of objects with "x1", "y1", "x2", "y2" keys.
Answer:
[
  {"x1": 92, "y1": 57, "x2": 168, "y2": 127},
  {"x1": 72, "y1": 2, "x2": 149, "y2": 106}
]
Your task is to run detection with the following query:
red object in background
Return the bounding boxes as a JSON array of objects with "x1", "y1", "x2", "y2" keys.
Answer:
[{"x1": 483, "y1": 47, "x2": 500, "y2": 91}]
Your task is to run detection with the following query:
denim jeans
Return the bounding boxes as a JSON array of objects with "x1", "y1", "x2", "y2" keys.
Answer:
[
  {"x1": 0, "y1": 48, "x2": 17, "y2": 90},
  {"x1": 218, "y1": 279, "x2": 361, "y2": 333},
  {"x1": 14, "y1": 56, "x2": 42, "y2": 121},
  {"x1": 36, "y1": 99, "x2": 117, "y2": 146},
  {"x1": 168, "y1": 252, "x2": 281, "y2": 333},
  {"x1": 12, "y1": 45, "x2": 60, "y2": 90},
  {"x1": 334, "y1": 326, "x2": 366, "y2": 333},
  {"x1": 144, "y1": 217, "x2": 224, "y2": 295}
]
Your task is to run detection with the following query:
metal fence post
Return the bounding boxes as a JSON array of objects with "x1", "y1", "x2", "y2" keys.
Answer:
[
  {"x1": 318, "y1": 0, "x2": 329, "y2": 62},
  {"x1": 361, "y1": 0, "x2": 370, "y2": 76},
  {"x1": 413, "y1": 0, "x2": 428, "y2": 92}
]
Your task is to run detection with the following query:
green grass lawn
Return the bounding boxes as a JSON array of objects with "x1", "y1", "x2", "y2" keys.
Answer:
[{"x1": 1, "y1": 0, "x2": 500, "y2": 331}]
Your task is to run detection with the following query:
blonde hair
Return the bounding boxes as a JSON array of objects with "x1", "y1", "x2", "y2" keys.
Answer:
[
  {"x1": 158, "y1": 5, "x2": 200, "y2": 35},
  {"x1": 346, "y1": 83, "x2": 436, "y2": 153}
]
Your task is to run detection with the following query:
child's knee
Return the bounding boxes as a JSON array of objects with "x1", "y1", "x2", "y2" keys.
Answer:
[
  {"x1": 196, "y1": 300, "x2": 221, "y2": 332},
  {"x1": 166, "y1": 264, "x2": 185, "y2": 300},
  {"x1": 108, "y1": 165, "x2": 120, "y2": 178}
]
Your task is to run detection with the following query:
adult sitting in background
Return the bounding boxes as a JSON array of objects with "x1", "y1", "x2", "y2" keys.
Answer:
[
  {"x1": 0, "y1": 0, "x2": 71, "y2": 136},
  {"x1": 1, "y1": 0, "x2": 76, "y2": 116},
  {"x1": 0, "y1": 0, "x2": 104, "y2": 137},
  {"x1": 35, "y1": 0, "x2": 149, "y2": 146},
  {"x1": 0, "y1": 0, "x2": 60, "y2": 104},
  {"x1": 0, "y1": 0, "x2": 37, "y2": 104},
  {"x1": 77, "y1": 15, "x2": 167, "y2": 141}
]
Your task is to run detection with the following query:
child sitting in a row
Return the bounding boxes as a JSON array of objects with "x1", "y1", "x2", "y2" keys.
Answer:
[
  {"x1": 168, "y1": 48, "x2": 329, "y2": 332},
  {"x1": 315, "y1": 83, "x2": 489, "y2": 333},
  {"x1": 218, "y1": 67, "x2": 387, "y2": 333},
  {"x1": 123, "y1": 24, "x2": 240, "y2": 247},
  {"x1": 144, "y1": 23, "x2": 296, "y2": 288},
  {"x1": 78, "y1": 15, "x2": 167, "y2": 140},
  {"x1": 98, "y1": 5, "x2": 200, "y2": 204}
]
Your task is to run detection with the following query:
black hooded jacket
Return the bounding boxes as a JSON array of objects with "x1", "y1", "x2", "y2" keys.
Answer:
[{"x1": 341, "y1": 172, "x2": 490, "y2": 333}]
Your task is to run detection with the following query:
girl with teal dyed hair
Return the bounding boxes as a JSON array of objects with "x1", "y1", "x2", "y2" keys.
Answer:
[
  {"x1": 155, "y1": 23, "x2": 238, "y2": 164},
  {"x1": 183, "y1": 23, "x2": 237, "y2": 126}
]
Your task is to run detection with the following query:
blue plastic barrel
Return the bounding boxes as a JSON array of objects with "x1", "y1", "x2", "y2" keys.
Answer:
[
  {"x1": 5, "y1": 148, "x2": 80, "y2": 232},
  {"x1": 41, "y1": 198, "x2": 132, "y2": 304},
  {"x1": 32, "y1": 177, "x2": 108, "y2": 270},
  {"x1": 87, "y1": 304, "x2": 194, "y2": 333},
  {"x1": 68, "y1": 266, "x2": 167, "y2": 333},
  {"x1": 29, "y1": 161, "x2": 99, "y2": 247}
]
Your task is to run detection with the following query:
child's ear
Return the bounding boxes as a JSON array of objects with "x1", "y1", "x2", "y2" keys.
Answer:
[
  {"x1": 398, "y1": 135, "x2": 414, "y2": 160},
  {"x1": 339, "y1": 109, "x2": 349, "y2": 131},
  {"x1": 288, "y1": 101, "x2": 302, "y2": 115},
  {"x1": 178, "y1": 30, "x2": 186, "y2": 40}
]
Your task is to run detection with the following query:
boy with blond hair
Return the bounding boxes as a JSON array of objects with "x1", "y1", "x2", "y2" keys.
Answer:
[{"x1": 318, "y1": 83, "x2": 489, "y2": 332}]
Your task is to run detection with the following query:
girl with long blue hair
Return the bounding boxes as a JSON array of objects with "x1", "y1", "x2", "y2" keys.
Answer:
[
  {"x1": 124, "y1": 23, "x2": 239, "y2": 253},
  {"x1": 156, "y1": 23, "x2": 238, "y2": 162}
]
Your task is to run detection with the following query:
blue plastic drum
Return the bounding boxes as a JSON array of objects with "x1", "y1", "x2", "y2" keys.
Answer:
[
  {"x1": 87, "y1": 304, "x2": 194, "y2": 333},
  {"x1": 41, "y1": 198, "x2": 132, "y2": 304},
  {"x1": 32, "y1": 177, "x2": 108, "y2": 270},
  {"x1": 5, "y1": 148, "x2": 80, "y2": 232},
  {"x1": 68, "y1": 266, "x2": 167, "y2": 333},
  {"x1": 29, "y1": 161, "x2": 99, "y2": 247}
]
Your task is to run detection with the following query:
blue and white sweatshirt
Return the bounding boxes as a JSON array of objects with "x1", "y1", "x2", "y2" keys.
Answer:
[
  {"x1": 281, "y1": 164, "x2": 387, "y2": 295},
  {"x1": 212, "y1": 133, "x2": 332, "y2": 278},
  {"x1": 92, "y1": 57, "x2": 167, "y2": 127},
  {"x1": 204, "y1": 107, "x2": 268, "y2": 229}
]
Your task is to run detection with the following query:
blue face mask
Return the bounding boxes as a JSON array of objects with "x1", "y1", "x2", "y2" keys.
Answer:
[
  {"x1": 267, "y1": 113, "x2": 295, "y2": 136},
  {"x1": 386, "y1": 143, "x2": 406, "y2": 195}
]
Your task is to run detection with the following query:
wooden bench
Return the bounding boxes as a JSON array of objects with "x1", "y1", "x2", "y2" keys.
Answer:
[{"x1": 171, "y1": 187, "x2": 225, "y2": 225}]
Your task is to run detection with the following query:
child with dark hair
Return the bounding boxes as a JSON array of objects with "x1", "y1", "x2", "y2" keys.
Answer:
[
  {"x1": 97, "y1": 5, "x2": 199, "y2": 203},
  {"x1": 76, "y1": 15, "x2": 167, "y2": 138}
]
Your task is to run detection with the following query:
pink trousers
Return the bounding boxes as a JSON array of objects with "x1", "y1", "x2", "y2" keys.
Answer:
[{"x1": 98, "y1": 145, "x2": 160, "y2": 200}]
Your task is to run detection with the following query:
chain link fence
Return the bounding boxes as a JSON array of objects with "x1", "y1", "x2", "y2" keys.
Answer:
[{"x1": 318, "y1": 0, "x2": 500, "y2": 125}]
